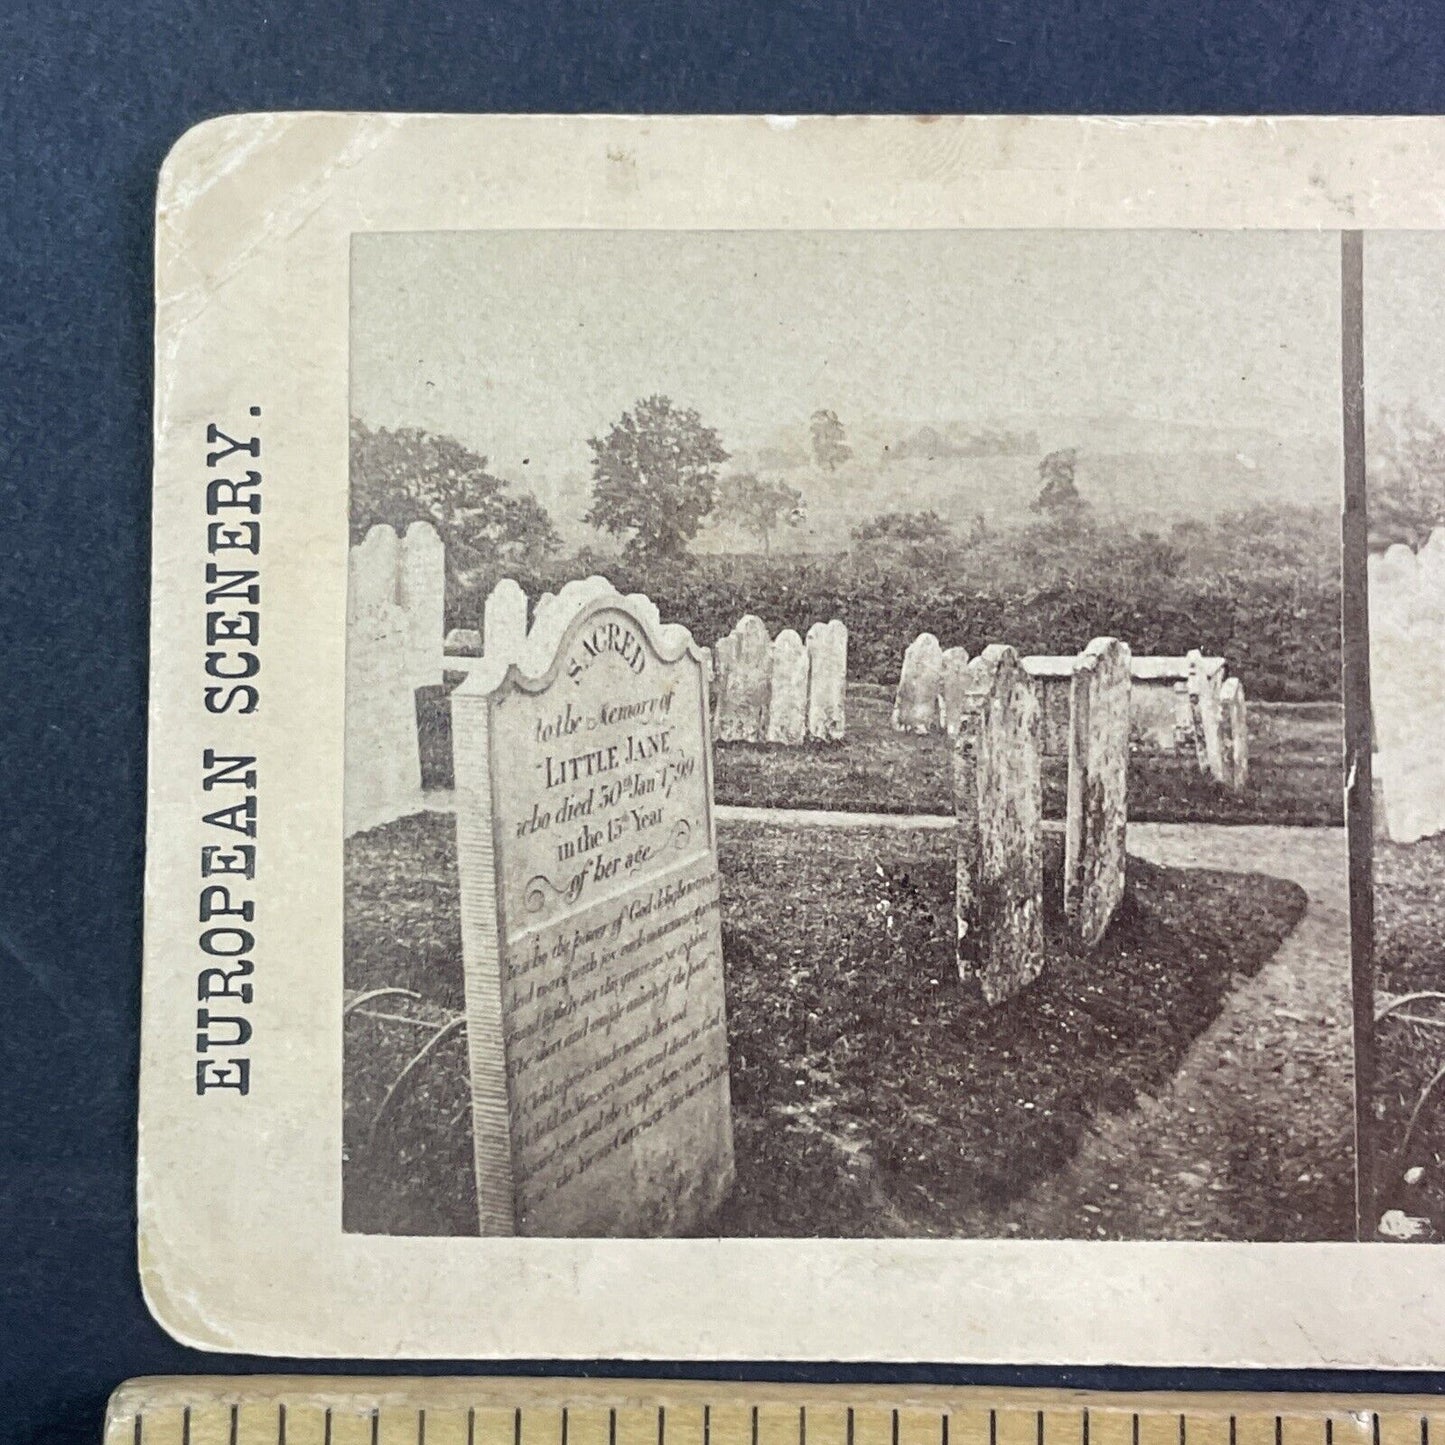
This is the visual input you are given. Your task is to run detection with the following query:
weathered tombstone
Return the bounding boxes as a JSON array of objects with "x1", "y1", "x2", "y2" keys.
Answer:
[
  {"x1": 344, "y1": 600, "x2": 422, "y2": 836},
  {"x1": 952, "y1": 645, "x2": 1044, "y2": 1004},
  {"x1": 1219, "y1": 676, "x2": 1249, "y2": 792},
  {"x1": 805, "y1": 619, "x2": 847, "y2": 742},
  {"x1": 893, "y1": 632, "x2": 944, "y2": 733},
  {"x1": 1187, "y1": 649, "x2": 1226, "y2": 782},
  {"x1": 444, "y1": 627, "x2": 483, "y2": 656},
  {"x1": 1064, "y1": 637, "x2": 1131, "y2": 947},
  {"x1": 711, "y1": 631, "x2": 737, "y2": 725},
  {"x1": 399, "y1": 520, "x2": 446, "y2": 691},
  {"x1": 450, "y1": 578, "x2": 734, "y2": 1235},
  {"x1": 766, "y1": 629, "x2": 809, "y2": 744},
  {"x1": 483, "y1": 577, "x2": 529, "y2": 659},
  {"x1": 348, "y1": 523, "x2": 400, "y2": 621},
  {"x1": 714, "y1": 614, "x2": 771, "y2": 742},
  {"x1": 938, "y1": 646, "x2": 972, "y2": 736}
]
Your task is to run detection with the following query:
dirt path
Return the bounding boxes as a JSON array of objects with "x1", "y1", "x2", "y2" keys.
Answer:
[{"x1": 976, "y1": 824, "x2": 1355, "y2": 1241}]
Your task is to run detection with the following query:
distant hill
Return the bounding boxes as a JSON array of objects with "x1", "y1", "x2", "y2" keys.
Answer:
[{"x1": 484, "y1": 412, "x2": 1342, "y2": 554}]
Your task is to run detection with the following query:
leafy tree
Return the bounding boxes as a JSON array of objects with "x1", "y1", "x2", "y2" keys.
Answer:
[
  {"x1": 714, "y1": 471, "x2": 806, "y2": 554},
  {"x1": 584, "y1": 395, "x2": 729, "y2": 560},
  {"x1": 1370, "y1": 403, "x2": 1445, "y2": 547},
  {"x1": 1031, "y1": 447, "x2": 1090, "y2": 527},
  {"x1": 810, "y1": 408, "x2": 852, "y2": 471},
  {"x1": 349, "y1": 419, "x2": 561, "y2": 567}
]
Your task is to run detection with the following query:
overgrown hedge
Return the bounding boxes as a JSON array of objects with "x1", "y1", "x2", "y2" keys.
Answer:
[{"x1": 452, "y1": 551, "x2": 1340, "y2": 704}]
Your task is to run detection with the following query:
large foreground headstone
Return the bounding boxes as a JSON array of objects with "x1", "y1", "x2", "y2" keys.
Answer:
[
  {"x1": 952, "y1": 645, "x2": 1044, "y2": 1004},
  {"x1": 714, "y1": 614, "x2": 771, "y2": 742},
  {"x1": 451, "y1": 578, "x2": 733, "y2": 1235},
  {"x1": 1063, "y1": 637, "x2": 1131, "y2": 947},
  {"x1": 893, "y1": 632, "x2": 944, "y2": 733},
  {"x1": 766, "y1": 629, "x2": 809, "y2": 743},
  {"x1": 1219, "y1": 676, "x2": 1249, "y2": 792},
  {"x1": 805, "y1": 620, "x2": 847, "y2": 741},
  {"x1": 938, "y1": 646, "x2": 972, "y2": 736}
]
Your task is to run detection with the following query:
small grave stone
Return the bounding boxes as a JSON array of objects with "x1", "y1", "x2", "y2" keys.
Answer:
[
  {"x1": 952, "y1": 644, "x2": 1044, "y2": 1004},
  {"x1": 483, "y1": 578, "x2": 529, "y2": 659},
  {"x1": 711, "y1": 631, "x2": 737, "y2": 724},
  {"x1": 1188, "y1": 649, "x2": 1226, "y2": 782},
  {"x1": 1064, "y1": 637, "x2": 1131, "y2": 947},
  {"x1": 938, "y1": 646, "x2": 972, "y2": 736},
  {"x1": 1371, "y1": 536, "x2": 1445, "y2": 841},
  {"x1": 714, "y1": 615, "x2": 771, "y2": 742},
  {"x1": 400, "y1": 520, "x2": 445, "y2": 691},
  {"x1": 349, "y1": 523, "x2": 400, "y2": 620},
  {"x1": 451, "y1": 578, "x2": 734, "y2": 1236},
  {"x1": 1219, "y1": 676, "x2": 1249, "y2": 792},
  {"x1": 766, "y1": 629, "x2": 809, "y2": 744},
  {"x1": 893, "y1": 632, "x2": 944, "y2": 733},
  {"x1": 344, "y1": 600, "x2": 422, "y2": 836},
  {"x1": 805, "y1": 620, "x2": 847, "y2": 742}
]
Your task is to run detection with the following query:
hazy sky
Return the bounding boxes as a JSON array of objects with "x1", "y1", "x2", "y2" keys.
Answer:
[
  {"x1": 1366, "y1": 232, "x2": 1445, "y2": 417},
  {"x1": 351, "y1": 229, "x2": 1360, "y2": 485}
]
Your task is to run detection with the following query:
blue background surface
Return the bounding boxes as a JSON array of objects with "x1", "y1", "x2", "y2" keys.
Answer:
[{"x1": 3, "y1": 1, "x2": 1445, "y2": 1439}]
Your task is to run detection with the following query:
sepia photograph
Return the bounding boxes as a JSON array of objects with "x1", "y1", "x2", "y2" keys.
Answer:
[
  {"x1": 1362, "y1": 233, "x2": 1445, "y2": 1242},
  {"x1": 341, "y1": 228, "x2": 1355, "y2": 1242}
]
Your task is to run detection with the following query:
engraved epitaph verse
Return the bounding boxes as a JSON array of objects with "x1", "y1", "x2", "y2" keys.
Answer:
[{"x1": 485, "y1": 602, "x2": 732, "y2": 1235}]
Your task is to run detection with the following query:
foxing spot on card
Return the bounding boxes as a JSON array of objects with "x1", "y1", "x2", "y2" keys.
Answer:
[{"x1": 140, "y1": 112, "x2": 1445, "y2": 1367}]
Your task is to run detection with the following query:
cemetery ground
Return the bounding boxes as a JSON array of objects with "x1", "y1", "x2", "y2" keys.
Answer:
[
  {"x1": 1372, "y1": 830, "x2": 1445, "y2": 1239},
  {"x1": 343, "y1": 806, "x2": 1354, "y2": 1241},
  {"x1": 713, "y1": 684, "x2": 1343, "y2": 826}
]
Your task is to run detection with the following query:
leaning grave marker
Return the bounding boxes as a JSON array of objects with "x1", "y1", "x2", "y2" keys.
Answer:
[
  {"x1": 952, "y1": 644, "x2": 1044, "y2": 1005},
  {"x1": 450, "y1": 577, "x2": 734, "y2": 1236},
  {"x1": 1064, "y1": 637, "x2": 1131, "y2": 948}
]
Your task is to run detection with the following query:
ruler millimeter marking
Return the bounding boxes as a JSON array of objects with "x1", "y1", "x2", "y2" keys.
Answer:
[{"x1": 106, "y1": 1382, "x2": 1441, "y2": 1445}]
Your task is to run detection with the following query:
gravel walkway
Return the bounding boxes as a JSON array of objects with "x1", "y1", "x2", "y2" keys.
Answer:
[{"x1": 982, "y1": 824, "x2": 1355, "y2": 1240}]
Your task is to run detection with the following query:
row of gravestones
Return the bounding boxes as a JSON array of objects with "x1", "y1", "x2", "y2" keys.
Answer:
[
  {"x1": 711, "y1": 615, "x2": 848, "y2": 744},
  {"x1": 1370, "y1": 529, "x2": 1445, "y2": 843},
  {"x1": 441, "y1": 579, "x2": 1137, "y2": 1237},
  {"x1": 345, "y1": 521, "x2": 446, "y2": 836},
  {"x1": 893, "y1": 632, "x2": 1249, "y2": 792}
]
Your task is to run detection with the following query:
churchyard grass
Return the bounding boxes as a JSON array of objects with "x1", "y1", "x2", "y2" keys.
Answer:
[
  {"x1": 712, "y1": 685, "x2": 1343, "y2": 826},
  {"x1": 343, "y1": 808, "x2": 1308, "y2": 1238}
]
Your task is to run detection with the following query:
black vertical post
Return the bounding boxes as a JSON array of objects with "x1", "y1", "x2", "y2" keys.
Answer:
[{"x1": 1341, "y1": 229, "x2": 1377, "y2": 1239}]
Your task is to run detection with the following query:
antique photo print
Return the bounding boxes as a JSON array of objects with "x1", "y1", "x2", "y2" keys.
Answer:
[
  {"x1": 142, "y1": 114, "x2": 1445, "y2": 1364},
  {"x1": 342, "y1": 228, "x2": 1352, "y2": 1242}
]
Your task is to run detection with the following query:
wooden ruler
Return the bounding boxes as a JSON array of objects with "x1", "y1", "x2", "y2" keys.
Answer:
[{"x1": 105, "y1": 1380, "x2": 1441, "y2": 1445}]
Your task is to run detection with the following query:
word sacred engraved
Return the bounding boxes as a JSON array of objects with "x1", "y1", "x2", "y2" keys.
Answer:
[{"x1": 452, "y1": 581, "x2": 732, "y2": 1235}]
